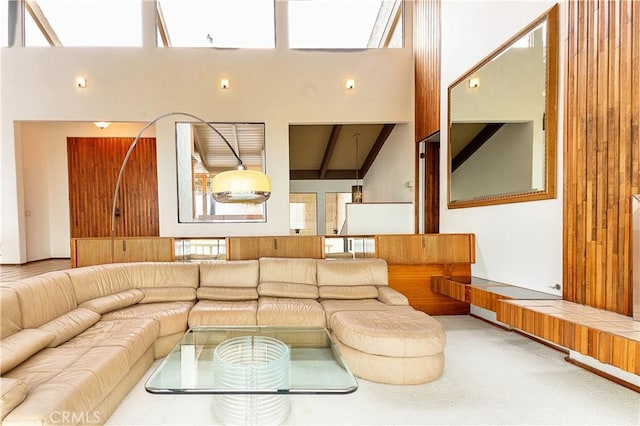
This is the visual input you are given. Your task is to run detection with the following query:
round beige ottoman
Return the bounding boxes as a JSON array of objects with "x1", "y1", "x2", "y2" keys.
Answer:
[{"x1": 330, "y1": 309, "x2": 446, "y2": 385}]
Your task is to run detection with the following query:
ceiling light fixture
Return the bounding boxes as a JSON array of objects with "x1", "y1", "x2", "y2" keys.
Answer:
[
  {"x1": 94, "y1": 121, "x2": 110, "y2": 129},
  {"x1": 110, "y1": 112, "x2": 271, "y2": 245},
  {"x1": 469, "y1": 77, "x2": 480, "y2": 88},
  {"x1": 76, "y1": 76, "x2": 87, "y2": 88},
  {"x1": 220, "y1": 78, "x2": 230, "y2": 89},
  {"x1": 346, "y1": 79, "x2": 355, "y2": 90}
]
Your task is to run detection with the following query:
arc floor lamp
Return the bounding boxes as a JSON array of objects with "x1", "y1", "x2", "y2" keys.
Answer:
[{"x1": 110, "y1": 111, "x2": 271, "y2": 257}]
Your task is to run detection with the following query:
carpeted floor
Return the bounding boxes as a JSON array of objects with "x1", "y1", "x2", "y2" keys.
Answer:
[{"x1": 106, "y1": 315, "x2": 640, "y2": 425}]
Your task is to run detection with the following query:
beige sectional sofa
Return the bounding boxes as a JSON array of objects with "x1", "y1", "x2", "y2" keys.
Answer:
[{"x1": 0, "y1": 258, "x2": 445, "y2": 425}]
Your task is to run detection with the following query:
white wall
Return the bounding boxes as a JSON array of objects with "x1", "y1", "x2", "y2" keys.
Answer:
[
  {"x1": 440, "y1": 0, "x2": 563, "y2": 294},
  {"x1": 363, "y1": 123, "x2": 415, "y2": 203},
  {"x1": 19, "y1": 122, "x2": 154, "y2": 260},
  {"x1": 0, "y1": 2, "x2": 414, "y2": 263},
  {"x1": 451, "y1": 122, "x2": 534, "y2": 201}
]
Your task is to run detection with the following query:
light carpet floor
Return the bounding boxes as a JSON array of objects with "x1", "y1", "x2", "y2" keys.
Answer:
[{"x1": 106, "y1": 315, "x2": 640, "y2": 425}]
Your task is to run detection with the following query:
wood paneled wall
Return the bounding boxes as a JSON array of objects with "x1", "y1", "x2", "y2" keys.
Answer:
[
  {"x1": 67, "y1": 137, "x2": 159, "y2": 238},
  {"x1": 414, "y1": 0, "x2": 441, "y2": 233},
  {"x1": 563, "y1": 0, "x2": 640, "y2": 315},
  {"x1": 414, "y1": 0, "x2": 441, "y2": 140}
]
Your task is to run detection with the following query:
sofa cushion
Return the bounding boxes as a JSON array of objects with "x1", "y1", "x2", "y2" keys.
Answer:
[
  {"x1": 0, "y1": 287, "x2": 22, "y2": 339},
  {"x1": 318, "y1": 285, "x2": 378, "y2": 300},
  {"x1": 259, "y1": 257, "x2": 317, "y2": 285},
  {"x1": 197, "y1": 287, "x2": 258, "y2": 301},
  {"x1": 258, "y1": 282, "x2": 318, "y2": 299},
  {"x1": 10, "y1": 272, "x2": 78, "y2": 329},
  {"x1": 62, "y1": 318, "x2": 159, "y2": 368},
  {"x1": 38, "y1": 308, "x2": 101, "y2": 347},
  {"x1": 320, "y1": 299, "x2": 412, "y2": 326},
  {"x1": 258, "y1": 258, "x2": 318, "y2": 299},
  {"x1": 317, "y1": 258, "x2": 388, "y2": 286},
  {"x1": 257, "y1": 297, "x2": 325, "y2": 327},
  {"x1": 0, "y1": 378, "x2": 26, "y2": 421},
  {"x1": 101, "y1": 301, "x2": 193, "y2": 336},
  {"x1": 66, "y1": 264, "x2": 131, "y2": 304},
  {"x1": 330, "y1": 310, "x2": 446, "y2": 357},
  {"x1": 0, "y1": 329, "x2": 56, "y2": 374},
  {"x1": 124, "y1": 262, "x2": 199, "y2": 290},
  {"x1": 2, "y1": 346, "x2": 130, "y2": 426},
  {"x1": 139, "y1": 287, "x2": 196, "y2": 303},
  {"x1": 316, "y1": 259, "x2": 388, "y2": 300},
  {"x1": 78, "y1": 289, "x2": 144, "y2": 314},
  {"x1": 3, "y1": 347, "x2": 90, "y2": 393},
  {"x1": 200, "y1": 260, "x2": 259, "y2": 288},
  {"x1": 188, "y1": 301, "x2": 257, "y2": 327}
]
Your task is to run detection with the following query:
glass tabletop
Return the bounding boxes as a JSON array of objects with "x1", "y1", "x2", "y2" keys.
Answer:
[{"x1": 145, "y1": 326, "x2": 358, "y2": 394}]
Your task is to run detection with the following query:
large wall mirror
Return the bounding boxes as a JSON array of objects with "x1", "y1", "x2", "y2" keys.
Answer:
[
  {"x1": 447, "y1": 5, "x2": 558, "y2": 208},
  {"x1": 175, "y1": 122, "x2": 267, "y2": 223}
]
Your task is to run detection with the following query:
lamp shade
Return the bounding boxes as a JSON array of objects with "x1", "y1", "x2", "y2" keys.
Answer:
[{"x1": 211, "y1": 167, "x2": 271, "y2": 203}]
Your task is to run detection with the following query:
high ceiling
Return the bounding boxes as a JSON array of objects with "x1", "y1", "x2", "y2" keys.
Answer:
[
  {"x1": 191, "y1": 123, "x2": 265, "y2": 174},
  {"x1": 189, "y1": 122, "x2": 396, "y2": 180},
  {"x1": 289, "y1": 124, "x2": 395, "y2": 180}
]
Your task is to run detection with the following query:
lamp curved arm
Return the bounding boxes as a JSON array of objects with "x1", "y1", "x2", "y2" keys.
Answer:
[{"x1": 110, "y1": 112, "x2": 243, "y2": 240}]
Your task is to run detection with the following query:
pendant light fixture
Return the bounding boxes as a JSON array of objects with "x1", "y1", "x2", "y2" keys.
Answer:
[{"x1": 351, "y1": 133, "x2": 363, "y2": 203}]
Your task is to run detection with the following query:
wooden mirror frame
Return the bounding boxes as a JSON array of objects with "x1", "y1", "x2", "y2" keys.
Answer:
[{"x1": 447, "y1": 4, "x2": 559, "y2": 209}]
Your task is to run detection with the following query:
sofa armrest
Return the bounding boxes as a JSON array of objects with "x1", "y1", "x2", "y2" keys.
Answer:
[
  {"x1": 78, "y1": 289, "x2": 144, "y2": 314},
  {"x1": 0, "y1": 377, "x2": 26, "y2": 420},
  {"x1": 0, "y1": 329, "x2": 55, "y2": 374},
  {"x1": 376, "y1": 286, "x2": 409, "y2": 306}
]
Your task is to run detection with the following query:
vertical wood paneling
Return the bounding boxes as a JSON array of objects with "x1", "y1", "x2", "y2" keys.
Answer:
[
  {"x1": 67, "y1": 137, "x2": 159, "y2": 238},
  {"x1": 414, "y1": 0, "x2": 441, "y2": 232},
  {"x1": 424, "y1": 143, "x2": 440, "y2": 232},
  {"x1": 564, "y1": 0, "x2": 640, "y2": 315}
]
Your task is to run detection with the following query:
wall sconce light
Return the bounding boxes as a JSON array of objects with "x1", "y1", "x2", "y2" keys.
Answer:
[
  {"x1": 220, "y1": 78, "x2": 230, "y2": 89},
  {"x1": 76, "y1": 76, "x2": 87, "y2": 88},
  {"x1": 94, "y1": 122, "x2": 110, "y2": 129},
  {"x1": 345, "y1": 79, "x2": 355, "y2": 90},
  {"x1": 469, "y1": 78, "x2": 480, "y2": 88}
]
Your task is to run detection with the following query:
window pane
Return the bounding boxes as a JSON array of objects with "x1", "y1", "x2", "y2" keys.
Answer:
[
  {"x1": 176, "y1": 122, "x2": 267, "y2": 223},
  {"x1": 157, "y1": 0, "x2": 274, "y2": 48},
  {"x1": 25, "y1": 11, "x2": 50, "y2": 46},
  {"x1": 25, "y1": 0, "x2": 142, "y2": 47},
  {"x1": 289, "y1": 193, "x2": 317, "y2": 235},
  {"x1": 289, "y1": 0, "x2": 403, "y2": 49}
]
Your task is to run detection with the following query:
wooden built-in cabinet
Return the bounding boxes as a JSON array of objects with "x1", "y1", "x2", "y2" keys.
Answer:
[
  {"x1": 376, "y1": 234, "x2": 475, "y2": 315},
  {"x1": 227, "y1": 236, "x2": 324, "y2": 260},
  {"x1": 71, "y1": 237, "x2": 174, "y2": 268},
  {"x1": 375, "y1": 234, "x2": 475, "y2": 264}
]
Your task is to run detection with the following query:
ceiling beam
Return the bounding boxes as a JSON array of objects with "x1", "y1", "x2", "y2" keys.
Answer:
[
  {"x1": 319, "y1": 125, "x2": 342, "y2": 179},
  {"x1": 290, "y1": 169, "x2": 358, "y2": 180},
  {"x1": 25, "y1": 0, "x2": 62, "y2": 46},
  {"x1": 156, "y1": 2, "x2": 171, "y2": 47},
  {"x1": 452, "y1": 123, "x2": 504, "y2": 172},
  {"x1": 192, "y1": 131, "x2": 212, "y2": 171},
  {"x1": 360, "y1": 123, "x2": 395, "y2": 176}
]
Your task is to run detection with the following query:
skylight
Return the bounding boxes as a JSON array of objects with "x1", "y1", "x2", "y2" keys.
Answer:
[
  {"x1": 288, "y1": 0, "x2": 403, "y2": 49},
  {"x1": 19, "y1": 0, "x2": 402, "y2": 49},
  {"x1": 157, "y1": 0, "x2": 275, "y2": 48},
  {"x1": 25, "y1": 0, "x2": 142, "y2": 47}
]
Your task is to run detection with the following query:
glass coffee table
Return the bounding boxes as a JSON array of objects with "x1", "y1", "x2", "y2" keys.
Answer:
[{"x1": 145, "y1": 326, "x2": 358, "y2": 425}]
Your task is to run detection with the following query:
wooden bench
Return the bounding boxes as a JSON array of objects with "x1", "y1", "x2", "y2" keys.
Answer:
[{"x1": 431, "y1": 277, "x2": 639, "y2": 380}]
